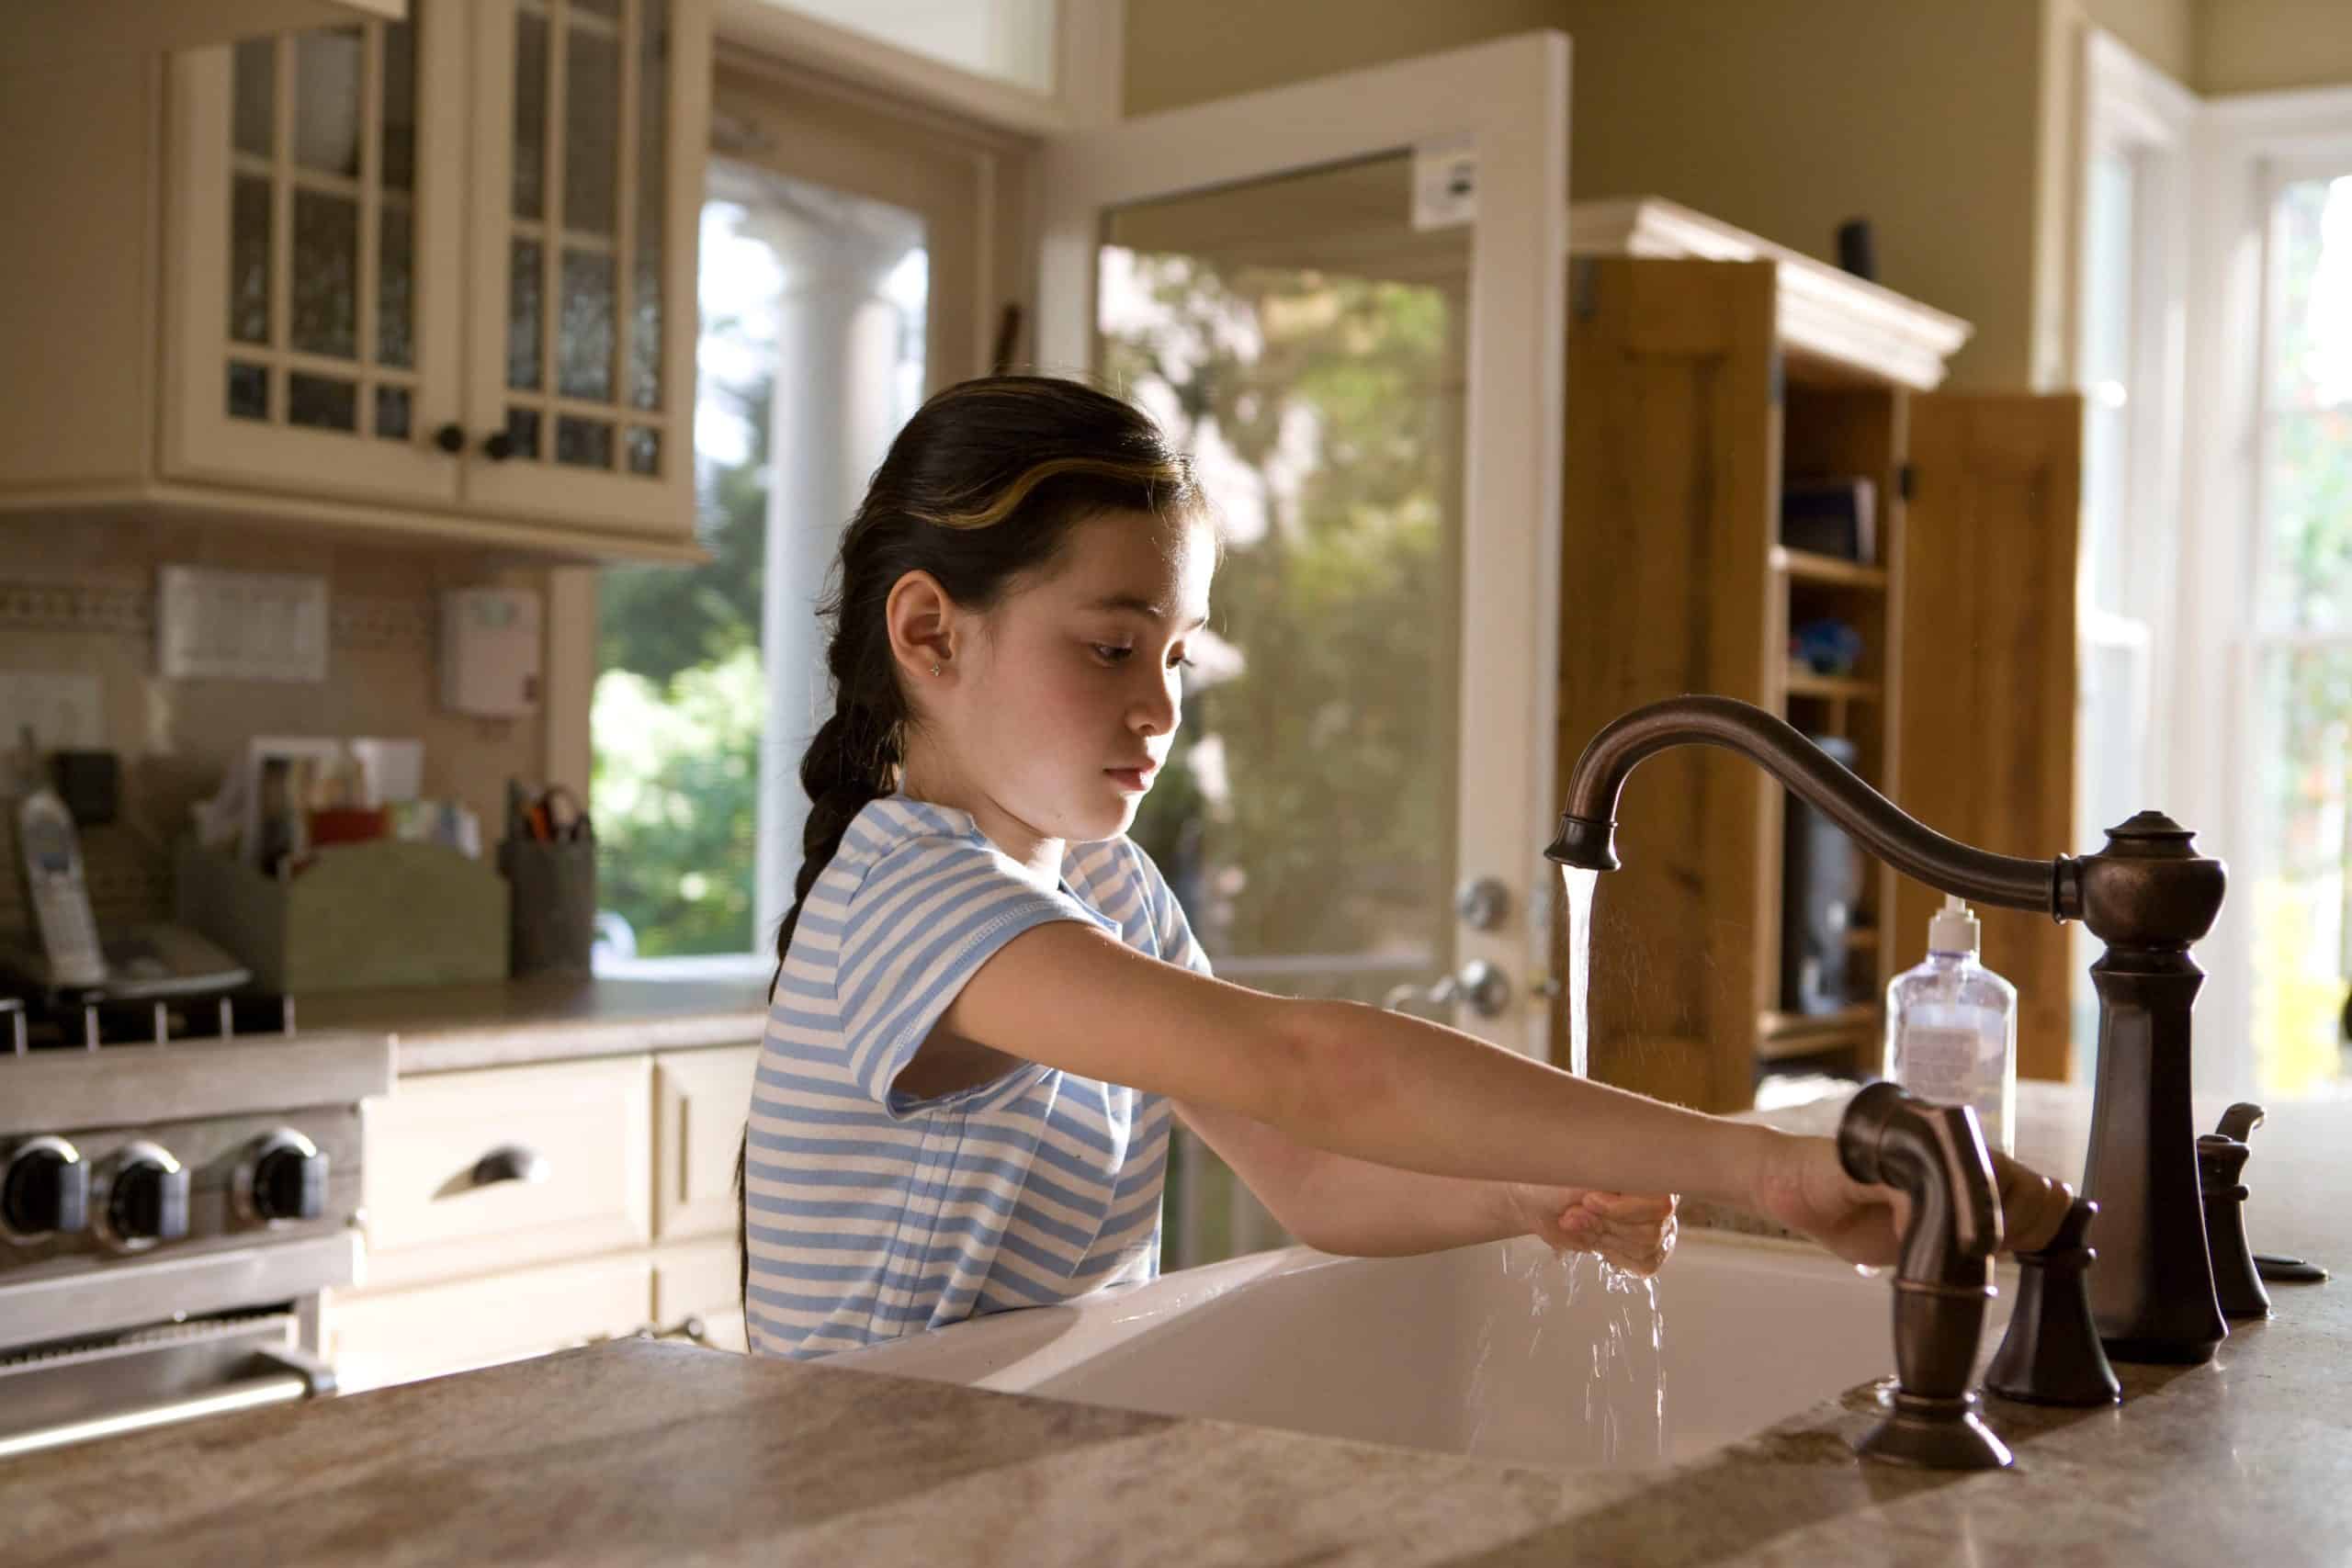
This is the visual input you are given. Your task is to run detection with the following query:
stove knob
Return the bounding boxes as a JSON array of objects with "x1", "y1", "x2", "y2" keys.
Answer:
[
  {"x1": 99, "y1": 1142, "x2": 188, "y2": 1250},
  {"x1": 2, "y1": 1136, "x2": 88, "y2": 1242},
  {"x1": 248, "y1": 1133, "x2": 328, "y2": 1223}
]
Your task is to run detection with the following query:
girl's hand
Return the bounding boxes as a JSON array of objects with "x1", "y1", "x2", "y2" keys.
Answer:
[
  {"x1": 1504, "y1": 1181, "x2": 1679, "y2": 1277},
  {"x1": 1747, "y1": 1131, "x2": 2075, "y2": 1267}
]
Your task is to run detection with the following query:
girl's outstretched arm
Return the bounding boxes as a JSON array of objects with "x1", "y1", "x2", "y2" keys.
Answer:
[
  {"x1": 935, "y1": 922, "x2": 2072, "y2": 1261},
  {"x1": 1171, "y1": 1096, "x2": 1676, "y2": 1270}
]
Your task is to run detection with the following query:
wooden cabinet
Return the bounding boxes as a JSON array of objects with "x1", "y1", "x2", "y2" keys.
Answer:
[
  {"x1": 328, "y1": 1040, "x2": 758, "y2": 1391},
  {"x1": 0, "y1": 0, "x2": 708, "y2": 560},
  {"x1": 1555, "y1": 198, "x2": 2079, "y2": 1113}
]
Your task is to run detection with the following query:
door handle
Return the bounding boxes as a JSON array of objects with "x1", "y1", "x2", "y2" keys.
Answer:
[{"x1": 1381, "y1": 960, "x2": 1511, "y2": 1019}]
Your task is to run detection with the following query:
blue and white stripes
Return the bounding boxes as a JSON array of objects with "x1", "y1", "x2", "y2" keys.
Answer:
[{"x1": 744, "y1": 795, "x2": 1209, "y2": 1359}]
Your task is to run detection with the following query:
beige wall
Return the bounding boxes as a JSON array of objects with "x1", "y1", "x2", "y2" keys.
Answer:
[
  {"x1": 2198, "y1": 0, "x2": 2352, "y2": 94},
  {"x1": 1125, "y1": 0, "x2": 2048, "y2": 390}
]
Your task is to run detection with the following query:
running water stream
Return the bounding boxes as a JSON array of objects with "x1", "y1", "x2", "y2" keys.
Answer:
[{"x1": 1464, "y1": 866, "x2": 1668, "y2": 1467}]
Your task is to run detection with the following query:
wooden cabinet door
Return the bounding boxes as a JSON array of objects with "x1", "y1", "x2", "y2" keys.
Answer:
[
  {"x1": 1900, "y1": 392, "x2": 2082, "y2": 1080},
  {"x1": 652, "y1": 1043, "x2": 757, "y2": 1242},
  {"x1": 1556, "y1": 256, "x2": 1781, "y2": 1113},
  {"x1": 458, "y1": 0, "x2": 708, "y2": 541},
  {"x1": 162, "y1": 3, "x2": 467, "y2": 505}
]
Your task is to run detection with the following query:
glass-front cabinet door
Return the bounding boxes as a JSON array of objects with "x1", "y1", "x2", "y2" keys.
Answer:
[
  {"x1": 164, "y1": 8, "x2": 468, "y2": 505},
  {"x1": 462, "y1": 0, "x2": 707, "y2": 538}
]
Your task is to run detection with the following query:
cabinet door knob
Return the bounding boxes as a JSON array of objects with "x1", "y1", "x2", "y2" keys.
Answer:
[
  {"x1": 482, "y1": 430, "x2": 518, "y2": 462},
  {"x1": 433, "y1": 423, "x2": 466, "y2": 455}
]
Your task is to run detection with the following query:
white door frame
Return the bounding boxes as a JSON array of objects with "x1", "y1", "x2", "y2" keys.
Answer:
[{"x1": 1034, "y1": 31, "x2": 1571, "y2": 1059}]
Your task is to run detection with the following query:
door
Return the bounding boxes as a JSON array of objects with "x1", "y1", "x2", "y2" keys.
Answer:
[
  {"x1": 460, "y1": 0, "x2": 709, "y2": 539},
  {"x1": 1035, "y1": 34, "x2": 1569, "y2": 1263},
  {"x1": 164, "y1": 6, "x2": 467, "y2": 504}
]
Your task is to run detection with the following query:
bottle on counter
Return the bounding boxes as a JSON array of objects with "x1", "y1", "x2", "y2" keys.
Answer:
[{"x1": 1883, "y1": 894, "x2": 2018, "y2": 1155}]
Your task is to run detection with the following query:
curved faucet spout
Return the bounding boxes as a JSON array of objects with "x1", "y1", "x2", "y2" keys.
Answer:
[{"x1": 1546, "y1": 694, "x2": 2068, "y2": 919}]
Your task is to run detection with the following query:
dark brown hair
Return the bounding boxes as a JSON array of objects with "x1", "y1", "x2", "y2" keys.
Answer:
[{"x1": 736, "y1": 375, "x2": 1205, "y2": 1323}]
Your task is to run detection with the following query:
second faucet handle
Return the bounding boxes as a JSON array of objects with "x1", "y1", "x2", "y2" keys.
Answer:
[{"x1": 1986, "y1": 1195, "x2": 2122, "y2": 1406}]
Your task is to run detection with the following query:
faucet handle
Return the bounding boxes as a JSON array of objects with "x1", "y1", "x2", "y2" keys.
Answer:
[
  {"x1": 1986, "y1": 1195, "x2": 2123, "y2": 1406},
  {"x1": 2216, "y1": 1101, "x2": 2265, "y2": 1144}
]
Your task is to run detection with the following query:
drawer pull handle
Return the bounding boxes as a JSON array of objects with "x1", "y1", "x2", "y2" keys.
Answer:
[{"x1": 469, "y1": 1145, "x2": 549, "y2": 1189}]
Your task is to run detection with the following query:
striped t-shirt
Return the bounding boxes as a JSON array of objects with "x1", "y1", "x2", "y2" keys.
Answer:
[{"x1": 743, "y1": 794, "x2": 1209, "y2": 1360}]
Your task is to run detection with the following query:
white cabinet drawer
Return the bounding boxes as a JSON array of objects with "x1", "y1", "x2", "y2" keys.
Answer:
[
  {"x1": 326, "y1": 1251, "x2": 653, "y2": 1393},
  {"x1": 652, "y1": 1044, "x2": 758, "y2": 1242},
  {"x1": 362, "y1": 1055, "x2": 652, "y2": 1289},
  {"x1": 654, "y1": 1237, "x2": 748, "y2": 1355}
]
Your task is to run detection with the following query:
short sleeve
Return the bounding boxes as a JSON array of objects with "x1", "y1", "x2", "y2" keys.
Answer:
[
  {"x1": 1131, "y1": 842, "x2": 1215, "y2": 979},
  {"x1": 834, "y1": 833, "x2": 1095, "y2": 1116}
]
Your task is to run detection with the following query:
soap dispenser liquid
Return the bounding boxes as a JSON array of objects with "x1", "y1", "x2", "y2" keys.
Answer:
[{"x1": 1884, "y1": 895, "x2": 2018, "y2": 1154}]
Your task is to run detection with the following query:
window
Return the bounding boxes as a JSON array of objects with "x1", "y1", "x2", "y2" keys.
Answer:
[
  {"x1": 592, "y1": 161, "x2": 926, "y2": 973},
  {"x1": 2246, "y1": 166, "x2": 2352, "y2": 1095}
]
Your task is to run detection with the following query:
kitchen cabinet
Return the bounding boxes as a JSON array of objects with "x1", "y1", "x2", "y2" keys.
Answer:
[
  {"x1": 328, "y1": 1040, "x2": 758, "y2": 1390},
  {"x1": 0, "y1": 0, "x2": 709, "y2": 562},
  {"x1": 0, "y1": 2, "x2": 406, "y2": 62}
]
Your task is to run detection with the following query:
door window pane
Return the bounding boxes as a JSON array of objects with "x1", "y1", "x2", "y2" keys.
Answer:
[
  {"x1": 232, "y1": 36, "x2": 276, "y2": 157},
  {"x1": 376, "y1": 385, "x2": 413, "y2": 440},
  {"x1": 288, "y1": 372, "x2": 358, "y2": 431},
  {"x1": 563, "y1": 19, "x2": 620, "y2": 237},
  {"x1": 227, "y1": 362, "x2": 269, "y2": 421},
  {"x1": 292, "y1": 29, "x2": 364, "y2": 177},
  {"x1": 508, "y1": 239, "x2": 544, "y2": 389},
  {"x1": 382, "y1": 18, "x2": 417, "y2": 191},
  {"x1": 559, "y1": 248, "x2": 616, "y2": 400},
  {"x1": 230, "y1": 175, "x2": 272, "y2": 346},
  {"x1": 379, "y1": 202, "x2": 413, "y2": 368},
  {"x1": 514, "y1": 7, "x2": 548, "y2": 220},
  {"x1": 630, "y1": 0, "x2": 669, "y2": 411},
  {"x1": 1102, "y1": 153, "x2": 1469, "y2": 1268},
  {"x1": 556, "y1": 415, "x2": 615, "y2": 469},
  {"x1": 290, "y1": 189, "x2": 358, "y2": 359}
]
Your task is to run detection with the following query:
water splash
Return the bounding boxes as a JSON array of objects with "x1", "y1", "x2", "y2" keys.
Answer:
[{"x1": 1560, "y1": 867, "x2": 1599, "y2": 1079}]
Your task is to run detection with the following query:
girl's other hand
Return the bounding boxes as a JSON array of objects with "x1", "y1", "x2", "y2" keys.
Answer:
[
  {"x1": 1505, "y1": 1182, "x2": 1678, "y2": 1277},
  {"x1": 1748, "y1": 1130, "x2": 2075, "y2": 1266}
]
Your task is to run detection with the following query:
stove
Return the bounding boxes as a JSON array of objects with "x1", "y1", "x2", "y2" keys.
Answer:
[{"x1": 0, "y1": 984, "x2": 392, "y2": 1460}]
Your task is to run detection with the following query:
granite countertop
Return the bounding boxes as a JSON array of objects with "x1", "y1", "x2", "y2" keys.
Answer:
[
  {"x1": 8, "y1": 1084, "x2": 2349, "y2": 1565},
  {"x1": 298, "y1": 976, "x2": 769, "y2": 1075}
]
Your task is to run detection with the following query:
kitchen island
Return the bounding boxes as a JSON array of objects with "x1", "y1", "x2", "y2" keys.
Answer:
[{"x1": 8, "y1": 1086, "x2": 2348, "y2": 1566}]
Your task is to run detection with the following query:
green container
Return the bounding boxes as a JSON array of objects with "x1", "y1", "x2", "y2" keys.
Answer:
[{"x1": 175, "y1": 838, "x2": 510, "y2": 992}]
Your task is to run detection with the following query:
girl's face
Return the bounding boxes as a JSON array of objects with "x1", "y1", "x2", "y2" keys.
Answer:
[{"x1": 951, "y1": 508, "x2": 1215, "y2": 848}]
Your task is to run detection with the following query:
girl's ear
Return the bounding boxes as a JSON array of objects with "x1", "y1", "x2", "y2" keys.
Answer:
[{"x1": 885, "y1": 570, "x2": 958, "y2": 681}]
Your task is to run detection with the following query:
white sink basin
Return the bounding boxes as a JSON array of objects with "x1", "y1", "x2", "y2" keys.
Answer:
[{"x1": 822, "y1": 1230, "x2": 2019, "y2": 1471}]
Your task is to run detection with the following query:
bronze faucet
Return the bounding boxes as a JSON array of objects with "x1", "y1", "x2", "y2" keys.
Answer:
[{"x1": 1546, "y1": 695, "x2": 2232, "y2": 1376}]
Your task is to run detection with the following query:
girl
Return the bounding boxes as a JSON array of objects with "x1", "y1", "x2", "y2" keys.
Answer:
[{"x1": 735, "y1": 375, "x2": 2070, "y2": 1360}]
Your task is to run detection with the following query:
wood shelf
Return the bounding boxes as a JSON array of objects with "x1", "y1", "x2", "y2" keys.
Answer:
[
  {"x1": 1771, "y1": 545, "x2": 1888, "y2": 590},
  {"x1": 1785, "y1": 668, "x2": 1883, "y2": 701},
  {"x1": 1756, "y1": 1005, "x2": 1880, "y2": 1061}
]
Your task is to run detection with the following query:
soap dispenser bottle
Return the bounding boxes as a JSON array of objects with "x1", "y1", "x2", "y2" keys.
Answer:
[{"x1": 1884, "y1": 895, "x2": 2018, "y2": 1155}]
